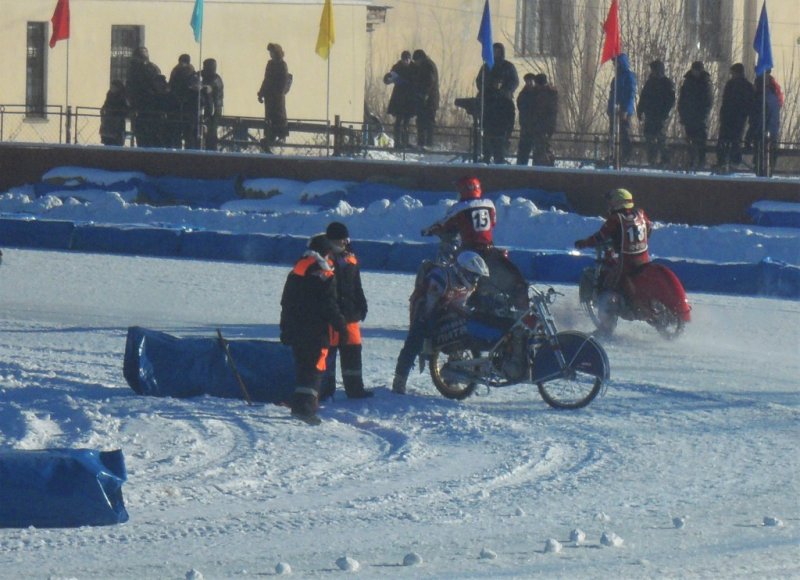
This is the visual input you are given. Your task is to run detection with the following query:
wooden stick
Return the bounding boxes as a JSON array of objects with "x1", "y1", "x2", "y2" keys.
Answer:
[{"x1": 216, "y1": 328, "x2": 253, "y2": 405}]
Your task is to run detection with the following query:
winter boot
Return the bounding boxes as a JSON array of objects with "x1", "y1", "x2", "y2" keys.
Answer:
[
  {"x1": 392, "y1": 373, "x2": 408, "y2": 395},
  {"x1": 290, "y1": 387, "x2": 320, "y2": 421}
]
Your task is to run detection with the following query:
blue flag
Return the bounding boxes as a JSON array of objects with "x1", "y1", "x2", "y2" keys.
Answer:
[
  {"x1": 190, "y1": 0, "x2": 204, "y2": 43},
  {"x1": 753, "y1": 1, "x2": 773, "y2": 76},
  {"x1": 478, "y1": 0, "x2": 494, "y2": 70}
]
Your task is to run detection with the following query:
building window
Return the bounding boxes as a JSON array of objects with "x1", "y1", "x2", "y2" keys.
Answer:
[
  {"x1": 26, "y1": 22, "x2": 47, "y2": 117},
  {"x1": 110, "y1": 25, "x2": 143, "y2": 85},
  {"x1": 516, "y1": 0, "x2": 561, "y2": 57},
  {"x1": 685, "y1": 0, "x2": 724, "y2": 60}
]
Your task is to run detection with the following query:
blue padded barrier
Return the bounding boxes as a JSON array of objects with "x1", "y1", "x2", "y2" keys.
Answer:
[
  {"x1": 0, "y1": 218, "x2": 75, "y2": 250},
  {"x1": 71, "y1": 224, "x2": 182, "y2": 257},
  {"x1": 0, "y1": 448, "x2": 128, "y2": 528}
]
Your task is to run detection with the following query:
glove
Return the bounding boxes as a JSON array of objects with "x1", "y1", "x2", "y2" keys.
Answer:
[
  {"x1": 257, "y1": 94, "x2": 264, "y2": 103},
  {"x1": 574, "y1": 240, "x2": 588, "y2": 250}
]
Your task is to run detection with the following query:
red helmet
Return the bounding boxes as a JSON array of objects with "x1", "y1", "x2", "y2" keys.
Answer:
[{"x1": 457, "y1": 176, "x2": 482, "y2": 201}]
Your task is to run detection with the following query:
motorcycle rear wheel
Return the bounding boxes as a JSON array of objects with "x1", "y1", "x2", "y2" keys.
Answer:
[
  {"x1": 534, "y1": 331, "x2": 608, "y2": 410},
  {"x1": 650, "y1": 299, "x2": 686, "y2": 340},
  {"x1": 430, "y1": 348, "x2": 479, "y2": 400}
]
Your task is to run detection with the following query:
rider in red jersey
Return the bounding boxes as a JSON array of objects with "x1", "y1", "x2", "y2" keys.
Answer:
[
  {"x1": 575, "y1": 188, "x2": 653, "y2": 301},
  {"x1": 422, "y1": 176, "x2": 496, "y2": 252}
]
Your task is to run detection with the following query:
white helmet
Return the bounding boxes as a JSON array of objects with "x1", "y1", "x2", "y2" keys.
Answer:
[{"x1": 455, "y1": 251, "x2": 490, "y2": 286}]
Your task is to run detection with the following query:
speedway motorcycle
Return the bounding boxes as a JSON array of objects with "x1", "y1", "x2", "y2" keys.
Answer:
[
  {"x1": 578, "y1": 243, "x2": 691, "y2": 339},
  {"x1": 427, "y1": 285, "x2": 610, "y2": 409}
]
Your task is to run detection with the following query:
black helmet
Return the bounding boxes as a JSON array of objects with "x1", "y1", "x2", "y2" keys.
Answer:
[
  {"x1": 325, "y1": 221, "x2": 349, "y2": 241},
  {"x1": 307, "y1": 233, "x2": 332, "y2": 256}
]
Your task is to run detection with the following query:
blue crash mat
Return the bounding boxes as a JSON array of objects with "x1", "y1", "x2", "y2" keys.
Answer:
[
  {"x1": 123, "y1": 327, "x2": 295, "y2": 404},
  {"x1": 0, "y1": 448, "x2": 128, "y2": 528}
]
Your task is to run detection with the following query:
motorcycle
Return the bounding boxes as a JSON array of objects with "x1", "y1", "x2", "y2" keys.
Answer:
[
  {"x1": 578, "y1": 244, "x2": 691, "y2": 339},
  {"x1": 427, "y1": 285, "x2": 610, "y2": 410}
]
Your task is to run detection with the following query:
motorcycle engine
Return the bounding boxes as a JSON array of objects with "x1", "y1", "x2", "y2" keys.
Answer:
[{"x1": 493, "y1": 329, "x2": 529, "y2": 382}]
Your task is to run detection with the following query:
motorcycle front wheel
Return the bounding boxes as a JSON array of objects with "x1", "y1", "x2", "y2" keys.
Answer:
[
  {"x1": 579, "y1": 269, "x2": 618, "y2": 336},
  {"x1": 429, "y1": 348, "x2": 480, "y2": 400},
  {"x1": 533, "y1": 331, "x2": 609, "y2": 410},
  {"x1": 650, "y1": 299, "x2": 686, "y2": 340}
]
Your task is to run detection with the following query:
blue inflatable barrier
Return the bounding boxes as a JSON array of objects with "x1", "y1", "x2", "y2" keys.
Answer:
[
  {"x1": 0, "y1": 218, "x2": 75, "y2": 250},
  {"x1": 0, "y1": 448, "x2": 128, "y2": 528},
  {"x1": 123, "y1": 327, "x2": 295, "y2": 404}
]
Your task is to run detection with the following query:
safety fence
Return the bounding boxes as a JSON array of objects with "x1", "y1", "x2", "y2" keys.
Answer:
[{"x1": 1, "y1": 103, "x2": 798, "y2": 176}]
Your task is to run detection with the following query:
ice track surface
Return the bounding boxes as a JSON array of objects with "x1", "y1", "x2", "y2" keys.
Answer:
[{"x1": 0, "y1": 249, "x2": 797, "y2": 579}]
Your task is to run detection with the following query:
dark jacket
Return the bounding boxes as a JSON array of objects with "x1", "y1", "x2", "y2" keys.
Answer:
[
  {"x1": 476, "y1": 45, "x2": 519, "y2": 133},
  {"x1": 718, "y1": 75, "x2": 754, "y2": 138},
  {"x1": 331, "y1": 249, "x2": 368, "y2": 323},
  {"x1": 126, "y1": 56, "x2": 162, "y2": 112},
  {"x1": 678, "y1": 70, "x2": 713, "y2": 129},
  {"x1": 517, "y1": 84, "x2": 558, "y2": 137},
  {"x1": 748, "y1": 74, "x2": 781, "y2": 141},
  {"x1": 385, "y1": 60, "x2": 415, "y2": 118},
  {"x1": 607, "y1": 53, "x2": 637, "y2": 117},
  {"x1": 412, "y1": 53, "x2": 440, "y2": 116},
  {"x1": 201, "y1": 61, "x2": 224, "y2": 120},
  {"x1": 280, "y1": 251, "x2": 347, "y2": 349},
  {"x1": 637, "y1": 64, "x2": 675, "y2": 127}
]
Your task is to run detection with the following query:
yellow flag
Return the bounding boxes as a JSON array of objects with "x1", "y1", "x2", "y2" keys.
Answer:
[{"x1": 315, "y1": 0, "x2": 335, "y2": 59}]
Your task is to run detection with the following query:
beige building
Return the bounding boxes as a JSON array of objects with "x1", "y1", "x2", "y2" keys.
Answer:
[
  {"x1": 2, "y1": 0, "x2": 372, "y2": 143},
  {"x1": 2, "y1": 0, "x2": 798, "y2": 144}
]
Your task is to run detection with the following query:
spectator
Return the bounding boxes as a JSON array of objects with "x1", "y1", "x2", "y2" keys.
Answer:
[
  {"x1": 201, "y1": 58, "x2": 224, "y2": 151},
  {"x1": 99, "y1": 80, "x2": 129, "y2": 146},
  {"x1": 384, "y1": 50, "x2": 415, "y2": 149},
  {"x1": 257, "y1": 43, "x2": 290, "y2": 153},
  {"x1": 476, "y1": 42, "x2": 519, "y2": 164},
  {"x1": 279, "y1": 234, "x2": 348, "y2": 424},
  {"x1": 411, "y1": 49, "x2": 440, "y2": 150},
  {"x1": 125, "y1": 46, "x2": 163, "y2": 147},
  {"x1": 637, "y1": 59, "x2": 675, "y2": 167},
  {"x1": 607, "y1": 53, "x2": 637, "y2": 166},
  {"x1": 678, "y1": 61, "x2": 713, "y2": 170},
  {"x1": 516, "y1": 73, "x2": 558, "y2": 166},
  {"x1": 747, "y1": 69, "x2": 782, "y2": 177},
  {"x1": 322, "y1": 222, "x2": 373, "y2": 400},
  {"x1": 716, "y1": 63, "x2": 754, "y2": 172},
  {"x1": 168, "y1": 53, "x2": 200, "y2": 149}
]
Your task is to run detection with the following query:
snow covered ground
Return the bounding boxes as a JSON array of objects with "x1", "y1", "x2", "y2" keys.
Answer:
[{"x1": 0, "y1": 168, "x2": 798, "y2": 578}]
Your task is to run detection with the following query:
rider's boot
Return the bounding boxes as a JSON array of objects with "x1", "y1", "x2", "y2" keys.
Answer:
[{"x1": 392, "y1": 373, "x2": 408, "y2": 395}]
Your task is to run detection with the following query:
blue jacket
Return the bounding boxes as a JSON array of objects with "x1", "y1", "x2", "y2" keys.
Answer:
[{"x1": 607, "y1": 53, "x2": 637, "y2": 117}]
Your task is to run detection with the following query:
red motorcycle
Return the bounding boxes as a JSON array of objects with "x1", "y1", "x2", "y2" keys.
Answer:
[{"x1": 578, "y1": 245, "x2": 691, "y2": 339}]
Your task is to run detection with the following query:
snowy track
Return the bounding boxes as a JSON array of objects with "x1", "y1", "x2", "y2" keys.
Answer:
[{"x1": 0, "y1": 249, "x2": 798, "y2": 579}]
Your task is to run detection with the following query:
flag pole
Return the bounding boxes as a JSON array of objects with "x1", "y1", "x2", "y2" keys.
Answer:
[
  {"x1": 65, "y1": 40, "x2": 71, "y2": 143},
  {"x1": 197, "y1": 38, "x2": 203, "y2": 149},
  {"x1": 326, "y1": 54, "x2": 331, "y2": 156}
]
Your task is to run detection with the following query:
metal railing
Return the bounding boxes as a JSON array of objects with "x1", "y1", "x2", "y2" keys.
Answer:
[{"x1": 1, "y1": 103, "x2": 797, "y2": 176}]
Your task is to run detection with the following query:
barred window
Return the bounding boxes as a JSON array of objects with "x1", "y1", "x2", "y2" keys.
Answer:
[
  {"x1": 516, "y1": 0, "x2": 562, "y2": 57},
  {"x1": 110, "y1": 25, "x2": 143, "y2": 85},
  {"x1": 685, "y1": 0, "x2": 724, "y2": 60},
  {"x1": 26, "y1": 22, "x2": 47, "y2": 117}
]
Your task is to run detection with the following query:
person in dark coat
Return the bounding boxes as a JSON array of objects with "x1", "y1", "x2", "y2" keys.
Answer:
[
  {"x1": 280, "y1": 234, "x2": 348, "y2": 423},
  {"x1": 411, "y1": 49, "x2": 440, "y2": 149},
  {"x1": 257, "y1": 43, "x2": 290, "y2": 153},
  {"x1": 678, "y1": 61, "x2": 713, "y2": 170},
  {"x1": 384, "y1": 51, "x2": 415, "y2": 149},
  {"x1": 200, "y1": 58, "x2": 224, "y2": 151},
  {"x1": 125, "y1": 46, "x2": 163, "y2": 147},
  {"x1": 607, "y1": 53, "x2": 637, "y2": 165},
  {"x1": 747, "y1": 70, "x2": 782, "y2": 177},
  {"x1": 516, "y1": 73, "x2": 558, "y2": 166},
  {"x1": 321, "y1": 222, "x2": 373, "y2": 401},
  {"x1": 99, "y1": 80, "x2": 129, "y2": 146},
  {"x1": 637, "y1": 59, "x2": 675, "y2": 167},
  {"x1": 476, "y1": 42, "x2": 519, "y2": 164},
  {"x1": 167, "y1": 53, "x2": 199, "y2": 149},
  {"x1": 716, "y1": 63, "x2": 754, "y2": 171}
]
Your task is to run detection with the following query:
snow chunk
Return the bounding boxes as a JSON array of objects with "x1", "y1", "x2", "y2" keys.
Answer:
[
  {"x1": 594, "y1": 511, "x2": 611, "y2": 522},
  {"x1": 336, "y1": 556, "x2": 360, "y2": 572},
  {"x1": 402, "y1": 552, "x2": 423, "y2": 566},
  {"x1": 275, "y1": 562, "x2": 292, "y2": 575},
  {"x1": 185, "y1": 569, "x2": 204, "y2": 580},
  {"x1": 569, "y1": 528, "x2": 586, "y2": 544},
  {"x1": 672, "y1": 516, "x2": 687, "y2": 529},
  {"x1": 544, "y1": 538, "x2": 563, "y2": 553},
  {"x1": 600, "y1": 532, "x2": 624, "y2": 547},
  {"x1": 763, "y1": 516, "x2": 784, "y2": 527},
  {"x1": 479, "y1": 547, "x2": 497, "y2": 560}
]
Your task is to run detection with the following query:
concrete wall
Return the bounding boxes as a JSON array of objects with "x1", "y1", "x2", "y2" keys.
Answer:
[{"x1": 0, "y1": 142, "x2": 797, "y2": 226}]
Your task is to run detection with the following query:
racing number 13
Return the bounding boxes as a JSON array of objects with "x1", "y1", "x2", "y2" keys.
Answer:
[
  {"x1": 471, "y1": 208, "x2": 491, "y2": 232},
  {"x1": 626, "y1": 223, "x2": 646, "y2": 242}
]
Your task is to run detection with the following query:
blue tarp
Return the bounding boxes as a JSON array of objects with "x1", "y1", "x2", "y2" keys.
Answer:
[
  {"x1": 0, "y1": 448, "x2": 128, "y2": 528},
  {"x1": 123, "y1": 327, "x2": 295, "y2": 404}
]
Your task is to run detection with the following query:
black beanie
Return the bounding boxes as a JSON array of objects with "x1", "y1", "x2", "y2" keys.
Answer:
[
  {"x1": 326, "y1": 221, "x2": 349, "y2": 240},
  {"x1": 308, "y1": 233, "x2": 332, "y2": 255}
]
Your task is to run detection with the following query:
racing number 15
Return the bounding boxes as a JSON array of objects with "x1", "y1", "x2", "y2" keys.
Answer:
[{"x1": 471, "y1": 208, "x2": 491, "y2": 232}]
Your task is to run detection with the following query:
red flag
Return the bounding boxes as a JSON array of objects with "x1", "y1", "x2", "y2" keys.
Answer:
[
  {"x1": 600, "y1": 0, "x2": 621, "y2": 64},
  {"x1": 49, "y1": 0, "x2": 70, "y2": 48}
]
